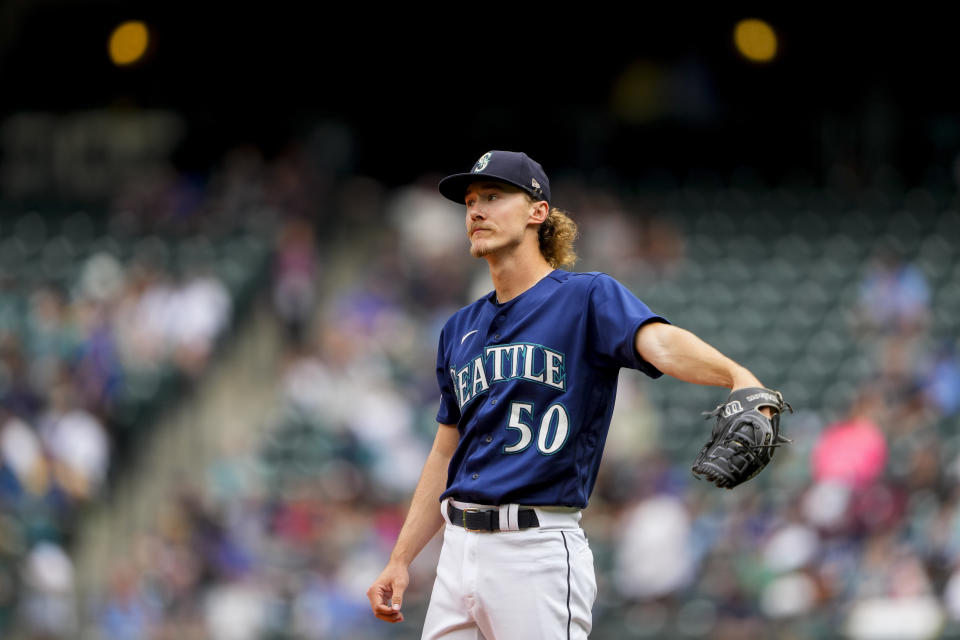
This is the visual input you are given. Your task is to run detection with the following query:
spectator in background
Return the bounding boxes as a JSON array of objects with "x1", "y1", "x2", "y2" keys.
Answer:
[
  {"x1": 73, "y1": 297, "x2": 123, "y2": 416},
  {"x1": 855, "y1": 243, "x2": 930, "y2": 336},
  {"x1": 811, "y1": 386, "x2": 888, "y2": 491},
  {"x1": 613, "y1": 484, "x2": 696, "y2": 603},
  {"x1": 0, "y1": 405, "x2": 50, "y2": 500},
  {"x1": 25, "y1": 286, "x2": 78, "y2": 375},
  {"x1": 387, "y1": 180, "x2": 472, "y2": 309},
  {"x1": 844, "y1": 534, "x2": 945, "y2": 640},
  {"x1": 574, "y1": 193, "x2": 642, "y2": 279},
  {"x1": 576, "y1": 191, "x2": 685, "y2": 285},
  {"x1": 169, "y1": 262, "x2": 232, "y2": 377},
  {"x1": 638, "y1": 215, "x2": 686, "y2": 279},
  {"x1": 203, "y1": 574, "x2": 270, "y2": 640},
  {"x1": 35, "y1": 377, "x2": 110, "y2": 503},
  {"x1": 97, "y1": 562, "x2": 155, "y2": 640},
  {"x1": 19, "y1": 541, "x2": 78, "y2": 639},
  {"x1": 113, "y1": 251, "x2": 231, "y2": 379},
  {"x1": 272, "y1": 217, "x2": 319, "y2": 348},
  {"x1": 0, "y1": 343, "x2": 43, "y2": 422},
  {"x1": 114, "y1": 254, "x2": 173, "y2": 371},
  {"x1": 920, "y1": 340, "x2": 960, "y2": 418},
  {"x1": 807, "y1": 385, "x2": 907, "y2": 537}
]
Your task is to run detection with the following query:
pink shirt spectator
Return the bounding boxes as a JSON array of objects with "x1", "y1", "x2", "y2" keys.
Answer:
[{"x1": 812, "y1": 416, "x2": 888, "y2": 490}]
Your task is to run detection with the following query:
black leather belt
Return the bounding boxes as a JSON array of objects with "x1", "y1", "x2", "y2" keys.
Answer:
[{"x1": 448, "y1": 503, "x2": 540, "y2": 532}]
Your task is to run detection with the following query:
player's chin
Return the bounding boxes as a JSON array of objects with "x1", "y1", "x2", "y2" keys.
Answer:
[{"x1": 469, "y1": 240, "x2": 492, "y2": 258}]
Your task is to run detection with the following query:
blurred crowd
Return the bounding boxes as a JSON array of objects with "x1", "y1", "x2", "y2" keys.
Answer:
[
  {"x1": 0, "y1": 145, "x2": 292, "y2": 636},
  {"x1": 3, "y1": 139, "x2": 960, "y2": 639}
]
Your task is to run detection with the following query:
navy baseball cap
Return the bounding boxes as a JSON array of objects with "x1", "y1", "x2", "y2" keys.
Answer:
[{"x1": 438, "y1": 150, "x2": 551, "y2": 205}]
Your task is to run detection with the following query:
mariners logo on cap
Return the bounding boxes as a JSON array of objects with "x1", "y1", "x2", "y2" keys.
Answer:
[{"x1": 472, "y1": 152, "x2": 492, "y2": 173}]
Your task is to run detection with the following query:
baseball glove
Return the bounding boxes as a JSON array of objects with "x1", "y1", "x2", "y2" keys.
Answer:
[{"x1": 691, "y1": 387, "x2": 792, "y2": 489}]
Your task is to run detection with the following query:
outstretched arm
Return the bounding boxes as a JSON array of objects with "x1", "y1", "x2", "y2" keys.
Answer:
[
  {"x1": 366, "y1": 423, "x2": 459, "y2": 624},
  {"x1": 635, "y1": 322, "x2": 764, "y2": 390}
]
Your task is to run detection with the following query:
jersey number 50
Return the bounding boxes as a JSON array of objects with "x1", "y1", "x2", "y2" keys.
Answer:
[{"x1": 503, "y1": 401, "x2": 570, "y2": 455}]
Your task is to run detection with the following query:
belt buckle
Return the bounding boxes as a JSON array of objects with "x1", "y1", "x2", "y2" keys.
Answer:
[{"x1": 462, "y1": 508, "x2": 483, "y2": 532}]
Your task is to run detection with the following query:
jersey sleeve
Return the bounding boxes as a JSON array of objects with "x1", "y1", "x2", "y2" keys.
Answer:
[
  {"x1": 588, "y1": 273, "x2": 669, "y2": 377},
  {"x1": 435, "y1": 327, "x2": 461, "y2": 425}
]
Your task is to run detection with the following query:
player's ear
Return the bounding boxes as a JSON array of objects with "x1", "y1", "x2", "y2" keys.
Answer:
[{"x1": 529, "y1": 200, "x2": 549, "y2": 224}]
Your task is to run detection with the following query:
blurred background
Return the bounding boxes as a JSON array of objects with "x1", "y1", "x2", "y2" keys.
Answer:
[{"x1": 0, "y1": 3, "x2": 959, "y2": 639}]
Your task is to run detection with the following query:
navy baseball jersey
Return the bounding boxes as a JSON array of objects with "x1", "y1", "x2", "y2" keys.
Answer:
[{"x1": 435, "y1": 269, "x2": 669, "y2": 508}]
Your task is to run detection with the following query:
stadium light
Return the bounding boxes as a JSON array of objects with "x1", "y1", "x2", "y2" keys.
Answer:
[
  {"x1": 108, "y1": 20, "x2": 150, "y2": 67},
  {"x1": 734, "y1": 18, "x2": 778, "y2": 64}
]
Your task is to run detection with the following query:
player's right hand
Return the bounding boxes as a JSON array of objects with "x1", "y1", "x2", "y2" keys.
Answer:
[{"x1": 366, "y1": 562, "x2": 409, "y2": 623}]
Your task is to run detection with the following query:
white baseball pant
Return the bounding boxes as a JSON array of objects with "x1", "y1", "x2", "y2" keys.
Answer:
[{"x1": 421, "y1": 498, "x2": 597, "y2": 640}]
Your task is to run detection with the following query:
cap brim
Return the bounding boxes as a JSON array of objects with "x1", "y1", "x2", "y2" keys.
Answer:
[{"x1": 438, "y1": 173, "x2": 537, "y2": 204}]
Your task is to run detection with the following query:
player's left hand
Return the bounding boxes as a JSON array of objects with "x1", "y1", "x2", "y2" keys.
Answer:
[
  {"x1": 691, "y1": 387, "x2": 792, "y2": 489},
  {"x1": 367, "y1": 562, "x2": 409, "y2": 623}
]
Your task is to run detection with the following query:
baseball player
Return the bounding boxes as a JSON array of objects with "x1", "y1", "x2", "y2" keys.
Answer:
[{"x1": 366, "y1": 150, "x2": 783, "y2": 638}]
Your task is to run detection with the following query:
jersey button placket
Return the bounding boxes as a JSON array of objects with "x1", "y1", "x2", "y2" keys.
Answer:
[{"x1": 491, "y1": 313, "x2": 504, "y2": 342}]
